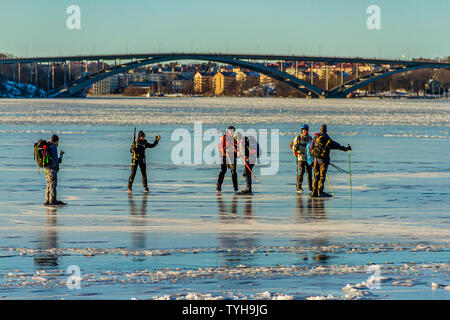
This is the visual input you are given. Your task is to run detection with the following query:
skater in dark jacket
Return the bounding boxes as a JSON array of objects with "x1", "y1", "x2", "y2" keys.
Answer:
[
  {"x1": 236, "y1": 132, "x2": 261, "y2": 194},
  {"x1": 128, "y1": 130, "x2": 160, "y2": 193},
  {"x1": 309, "y1": 124, "x2": 351, "y2": 197}
]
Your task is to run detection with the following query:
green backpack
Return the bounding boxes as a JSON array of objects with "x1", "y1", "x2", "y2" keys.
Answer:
[{"x1": 34, "y1": 140, "x2": 52, "y2": 168}]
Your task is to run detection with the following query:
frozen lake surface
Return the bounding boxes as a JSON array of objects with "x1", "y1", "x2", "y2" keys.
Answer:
[{"x1": 0, "y1": 97, "x2": 448, "y2": 300}]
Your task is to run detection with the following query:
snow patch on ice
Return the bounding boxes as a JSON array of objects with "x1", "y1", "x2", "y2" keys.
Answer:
[
  {"x1": 342, "y1": 282, "x2": 376, "y2": 300},
  {"x1": 306, "y1": 294, "x2": 338, "y2": 300},
  {"x1": 185, "y1": 292, "x2": 223, "y2": 300}
]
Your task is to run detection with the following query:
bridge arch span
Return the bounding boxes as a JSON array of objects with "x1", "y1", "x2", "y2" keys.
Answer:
[
  {"x1": 327, "y1": 64, "x2": 450, "y2": 98},
  {"x1": 52, "y1": 55, "x2": 325, "y2": 98}
]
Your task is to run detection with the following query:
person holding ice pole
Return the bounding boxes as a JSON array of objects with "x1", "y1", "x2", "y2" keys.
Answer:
[{"x1": 235, "y1": 131, "x2": 261, "y2": 195}]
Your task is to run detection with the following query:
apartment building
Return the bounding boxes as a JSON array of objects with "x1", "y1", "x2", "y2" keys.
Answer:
[
  {"x1": 194, "y1": 72, "x2": 214, "y2": 94},
  {"x1": 213, "y1": 71, "x2": 237, "y2": 95}
]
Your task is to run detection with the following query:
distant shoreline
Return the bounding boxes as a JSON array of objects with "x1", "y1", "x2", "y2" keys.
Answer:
[{"x1": 2, "y1": 95, "x2": 447, "y2": 100}]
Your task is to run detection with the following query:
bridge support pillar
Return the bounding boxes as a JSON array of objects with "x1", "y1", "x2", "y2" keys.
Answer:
[
  {"x1": 46, "y1": 63, "x2": 50, "y2": 93},
  {"x1": 35, "y1": 63, "x2": 38, "y2": 87},
  {"x1": 51, "y1": 63, "x2": 55, "y2": 89},
  {"x1": 68, "y1": 61, "x2": 71, "y2": 83},
  {"x1": 64, "y1": 62, "x2": 67, "y2": 87}
]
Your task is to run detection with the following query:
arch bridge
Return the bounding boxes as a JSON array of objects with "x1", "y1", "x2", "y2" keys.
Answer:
[{"x1": 1, "y1": 53, "x2": 448, "y2": 98}]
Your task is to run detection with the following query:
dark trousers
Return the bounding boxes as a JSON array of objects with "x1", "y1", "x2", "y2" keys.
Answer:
[
  {"x1": 128, "y1": 159, "x2": 148, "y2": 190},
  {"x1": 297, "y1": 161, "x2": 313, "y2": 191},
  {"x1": 243, "y1": 162, "x2": 254, "y2": 191},
  {"x1": 217, "y1": 156, "x2": 238, "y2": 191},
  {"x1": 313, "y1": 161, "x2": 328, "y2": 194}
]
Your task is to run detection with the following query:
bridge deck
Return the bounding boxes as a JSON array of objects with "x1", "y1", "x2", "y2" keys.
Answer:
[{"x1": 1, "y1": 53, "x2": 449, "y2": 68}]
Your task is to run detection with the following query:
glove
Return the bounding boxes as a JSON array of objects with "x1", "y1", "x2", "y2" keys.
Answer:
[
  {"x1": 346, "y1": 145, "x2": 352, "y2": 151},
  {"x1": 60, "y1": 150, "x2": 65, "y2": 157},
  {"x1": 155, "y1": 135, "x2": 161, "y2": 142}
]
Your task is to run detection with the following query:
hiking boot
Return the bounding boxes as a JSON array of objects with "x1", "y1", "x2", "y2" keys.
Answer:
[
  {"x1": 238, "y1": 188, "x2": 253, "y2": 195},
  {"x1": 144, "y1": 188, "x2": 149, "y2": 193},
  {"x1": 319, "y1": 192, "x2": 332, "y2": 197},
  {"x1": 297, "y1": 187, "x2": 303, "y2": 194},
  {"x1": 311, "y1": 191, "x2": 319, "y2": 197},
  {"x1": 51, "y1": 200, "x2": 67, "y2": 205},
  {"x1": 44, "y1": 201, "x2": 50, "y2": 206},
  {"x1": 127, "y1": 188, "x2": 132, "y2": 193}
]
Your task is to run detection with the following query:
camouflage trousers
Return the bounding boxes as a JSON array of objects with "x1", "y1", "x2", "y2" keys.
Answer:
[
  {"x1": 45, "y1": 168, "x2": 58, "y2": 204},
  {"x1": 312, "y1": 161, "x2": 328, "y2": 194},
  {"x1": 297, "y1": 160, "x2": 313, "y2": 191}
]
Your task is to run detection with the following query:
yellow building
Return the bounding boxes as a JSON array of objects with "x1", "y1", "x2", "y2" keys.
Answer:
[
  {"x1": 235, "y1": 70, "x2": 260, "y2": 89},
  {"x1": 358, "y1": 64, "x2": 373, "y2": 73},
  {"x1": 213, "y1": 71, "x2": 237, "y2": 95},
  {"x1": 194, "y1": 72, "x2": 214, "y2": 94},
  {"x1": 259, "y1": 73, "x2": 273, "y2": 85}
]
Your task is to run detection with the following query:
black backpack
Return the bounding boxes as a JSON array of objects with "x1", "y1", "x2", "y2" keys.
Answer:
[
  {"x1": 310, "y1": 135, "x2": 331, "y2": 159},
  {"x1": 34, "y1": 140, "x2": 51, "y2": 168}
]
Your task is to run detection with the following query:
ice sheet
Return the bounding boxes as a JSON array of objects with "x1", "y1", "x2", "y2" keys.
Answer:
[{"x1": 0, "y1": 97, "x2": 448, "y2": 299}]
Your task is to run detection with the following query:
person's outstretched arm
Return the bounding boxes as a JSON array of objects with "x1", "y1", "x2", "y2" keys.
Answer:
[
  {"x1": 145, "y1": 135, "x2": 161, "y2": 148},
  {"x1": 330, "y1": 140, "x2": 351, "y2": 151}
]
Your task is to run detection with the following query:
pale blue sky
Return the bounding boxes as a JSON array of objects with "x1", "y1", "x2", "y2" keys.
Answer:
[{"x1": 0, "y1": 0, "x2": 448, "y2": 59}]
